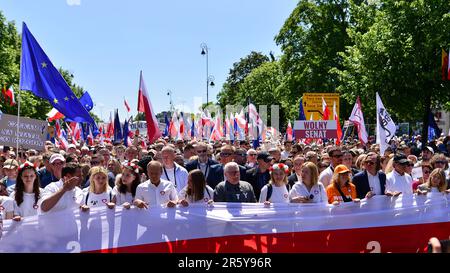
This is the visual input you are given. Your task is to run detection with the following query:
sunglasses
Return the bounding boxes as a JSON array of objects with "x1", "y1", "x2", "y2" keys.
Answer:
[
  {"x1": 248, "y1": 154, "x2": 257, "y2": 156},
  {"x1": 220, "y1": 153, "x2": 232, "y2": 157},
  {"x1": 435, "y1": 161, "x2": 447, "y2": 164},
  {"x1": 423, "y1": 171, "x2": 430, "y2": 174}
]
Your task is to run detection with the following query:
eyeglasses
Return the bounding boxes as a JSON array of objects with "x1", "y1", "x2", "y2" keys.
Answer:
[
  {"x1": 435, "y1": 161, "x2": 447, "y2": 164},
  {"x1": 197, "y1": 150, "x2": 207, "y2": 154},
  {"x1": 365, "y1": 161, "x2": 376, "y2": 166},
  {"x1": 220, "y1": 153, "x2": 232, "y2": 157}
]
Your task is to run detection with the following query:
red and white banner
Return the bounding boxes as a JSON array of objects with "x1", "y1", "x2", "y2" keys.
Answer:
[
  {"x1": 1, "y1": 195, "x2": 449, "y2": 253},
  {"x1": 294, "y1": 120, "x2": 337, "y2": 139}
]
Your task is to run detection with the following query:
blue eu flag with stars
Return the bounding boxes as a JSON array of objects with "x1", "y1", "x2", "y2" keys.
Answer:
[
  {"x1": 19, "y1": 22, "x2": 95, "y2": 124},
  {"x1": 79, "y1": 91, "x2": 94, "y2": 111}
]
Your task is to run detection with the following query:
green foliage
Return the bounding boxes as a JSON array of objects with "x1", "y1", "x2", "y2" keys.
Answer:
[{"x1": 217, "y1": 51, "x2": 270, "y2": 108}]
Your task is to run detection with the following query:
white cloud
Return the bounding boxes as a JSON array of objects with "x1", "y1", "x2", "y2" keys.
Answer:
[{"x1": 66, "y1": 0, "x2": 81, "y2": 6}]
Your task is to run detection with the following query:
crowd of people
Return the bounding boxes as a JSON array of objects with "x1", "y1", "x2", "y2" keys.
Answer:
[{"x1": 0, "y1": 134, "x2": 449, "y2": 223}]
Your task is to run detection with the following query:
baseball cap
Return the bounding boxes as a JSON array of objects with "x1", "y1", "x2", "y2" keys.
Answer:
[
  {"x1": 50, "y1": 153, "x2": 66, "y2": 164},
  {"x1": 422, "y1": 146, "x2": 434, "y2": 154},
  {"x1": 394, "y1": 153, "x2": 409, "y2": 164},
  {"x1": 334, "y1": 164, "x2": 350, "y2": 174},
  {"x1": 257, "y1": 152, "x2": 273, "y2": 162},
  {"x1": 68, "y1": 144, "x2": 76, "y2": 149},
  {"x1": 3, "y1": 159, "x2": 19, "y2": 169}
]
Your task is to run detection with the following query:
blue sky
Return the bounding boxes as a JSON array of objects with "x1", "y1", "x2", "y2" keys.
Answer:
[{"x1": 2, "y1": 0, "x2": 297, "y2": 121}]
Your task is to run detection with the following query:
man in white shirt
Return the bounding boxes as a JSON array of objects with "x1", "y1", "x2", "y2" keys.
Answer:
[
  {"x1": 318, "y1": 146, "x2": 343, "y2": 188},
  {"x1": 134, "y1": 161, "x2": 178, "y2": 208},
  {"x1": 385, "y1": 153, "x2": 413, "y2": 195},
  {"x1": 160, "y1": 146, "x2": 188, "y2": 193},
  {"x1": 40, "y1": 163, "x2": 84, "y2": 213}
]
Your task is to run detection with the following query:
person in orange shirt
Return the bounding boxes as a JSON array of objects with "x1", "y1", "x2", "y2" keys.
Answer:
[{"x1": 326, "y1": 164, "x2": 360, "y2": 205}]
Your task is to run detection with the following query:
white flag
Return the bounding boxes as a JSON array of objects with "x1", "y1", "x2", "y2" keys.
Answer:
[
  {"x1": 348, "y1": 97, "x2": 368, "y2": 144},
  {"x1": 376, "y1": 92, "x2": 396, "y2": 155}
]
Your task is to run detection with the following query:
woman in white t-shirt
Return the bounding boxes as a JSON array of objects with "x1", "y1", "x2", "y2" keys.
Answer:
[
  {"x1": 259, "y1": 163, "x2": 291, "y2": 204},
  {"x1": 10, "y1": 162, "x2": 43, "y2": 220},
  {"x1": 178, "y1": 169, "x2": 214, "y2": 206},
  {"x1": 289, "y1": 162, "x2": 327, "y2": 204},
  {"x1": 417, "y1": 168, "x2": 449, "y2": 195},
  {"x1": 80, "y1": 167, "x2": 115, "y2": 211},
  {"x1": 112, "y1": 162, "x2": 141, "y2": 209}
]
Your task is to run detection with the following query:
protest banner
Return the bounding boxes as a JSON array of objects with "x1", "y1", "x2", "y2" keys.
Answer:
[
  {"x1": 294, "y1": 120, "x2": 338, "y2": 139},
  {"x1": 0, "y1": 114, "x2": 47, "y2": 150}
]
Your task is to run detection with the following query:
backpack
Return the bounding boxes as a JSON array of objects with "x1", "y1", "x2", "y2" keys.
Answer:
[{"x1": 266, "y1": 183, "x2": 291, "y2": 201}]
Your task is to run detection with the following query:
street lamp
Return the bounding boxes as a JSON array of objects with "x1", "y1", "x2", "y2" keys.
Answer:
[
  {"x1": 201, "y1": 43, "x2": 215, "y2": 105},
  {"x1": 167, "y1": 90, "x2": 174, "y2": 114}
]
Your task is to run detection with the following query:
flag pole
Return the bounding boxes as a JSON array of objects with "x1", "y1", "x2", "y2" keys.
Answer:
[{"x1": 16, "y1": 87, "x2": 21, "y2": 153}]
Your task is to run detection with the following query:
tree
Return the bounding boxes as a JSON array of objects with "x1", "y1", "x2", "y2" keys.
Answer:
[
  {"x1": 217, "y1": 51, "x2": 269, "y2": 108},
  {"x1": 275, "y1": 0, "x2": 352, "y2": 110},
  {"x1": 335, "y1": 0, "x2": 450, "y2": 140}
]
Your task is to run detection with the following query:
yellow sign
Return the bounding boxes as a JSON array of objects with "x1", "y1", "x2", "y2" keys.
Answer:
[{"x1": 302, "y1": 93, "x2": 340, "y2": 121}]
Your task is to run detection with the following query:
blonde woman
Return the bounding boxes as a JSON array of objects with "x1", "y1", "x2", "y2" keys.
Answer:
[
  {"x1": 259, "y1": 163, "x2": 291, "y2": 204},
  {"x1": 417, "y1": 168, "x2": 449, "y2": 194},
  {"x1": 326, "y1": 164, "x2": 359, "y2": 205},
  {"x1": 289, "y1": 162, "x2": 327, "y2": 204},
  {"x1": 80, "y1": 167, "x2": 114, "y2": 211}
]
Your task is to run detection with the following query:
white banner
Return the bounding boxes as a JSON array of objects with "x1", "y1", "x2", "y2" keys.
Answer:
[{"x1": 1, "y1": 195, "x2": 449, "y2": 253}]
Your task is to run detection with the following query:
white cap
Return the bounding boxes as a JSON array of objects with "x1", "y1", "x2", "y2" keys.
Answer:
[
  {"x1": 50, "y1": 153, "x2": 66, "y2": 164},
  {"x1": 68, "y1": 144, "x2": 76, "y2": 149}
]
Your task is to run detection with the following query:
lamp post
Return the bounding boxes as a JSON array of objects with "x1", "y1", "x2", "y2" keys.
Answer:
[
  {"x1": 200, "y1": 43, "x2": 215, "y2": 105},
  {"x1": 167, "y1": 90, "x2": 174, "y2": 114}
]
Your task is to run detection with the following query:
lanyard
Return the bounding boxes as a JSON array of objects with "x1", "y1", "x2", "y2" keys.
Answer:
[
  {"x1": 198, "y1": 162, "x2": 209, "y2": 178},
  {"x1": 163, "y1": 166, "x2": 177, "y2": 188}
]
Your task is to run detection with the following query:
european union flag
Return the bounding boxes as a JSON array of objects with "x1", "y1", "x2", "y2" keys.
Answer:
[
  {"x1": 113, "y1": 109, "x2": 123, "y2": 143},
  {"x1": 79, "y1": 91, "x2": 94, "y2": 111},
  {"x1": 298, "y1": 98, "x2": 306, "y2": 120},
  {"x1": 19, "y1": 22, "x2": 95, "y2": 124}
]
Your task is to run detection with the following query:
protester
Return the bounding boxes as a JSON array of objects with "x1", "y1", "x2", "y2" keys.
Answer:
[
  {"x1": 112, "y1": 162, "x2": 141, "y2": 208},
  {"x1": 245, "y1": 151, "x2": 273, "y2": 200},
  {"x1": 259, "y1": 163, "x2": 290, "y2": 204},
  {"x1": 385, "y1": 153, "x2": 413, "y2": 196},
  {"x1": 319, "y1": 146, "x2": 343, "y2": 188},
  {"x1": 160, "y1": 146, "x2": 188, "y2": 193},
  {"x1": 10, "y1": 162, "x2": 42, "y2": 220},
  {"x1": 80, "y1": 166, "x2": 114, "y2": 211},
  {"x1": 178, "y1": 169, "x2": 214, "y2": 206},
  {"x1": 1, "y1": 159, "x2": 19, "y2": 195},
  {"x1": 39, "y1": 163, "x2": 84, "y2": 213},
  {"x1": 288, "y1": 156, "x2": 305, "y2": 186},
  {"x1": 417, "y1": 168, "x2": 448, "y2": 194},
  {"x1": 353, "y1": 152, "x2": 387, "y2": 199},
  {"x1": 326, "y1": 164, "x2": 359, "y2": 205},
  {"x1": 214, "y1": 162, "x2": 256, "y2": 203},
  {"x1": 134, "y1": 161, "x2": 178, "y2": 208},
  {"x1": 289, "y1": 162, "x2": 327, "y2": 204}
]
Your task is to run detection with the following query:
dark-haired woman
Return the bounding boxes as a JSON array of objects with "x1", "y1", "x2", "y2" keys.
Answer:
[
  {"x1": 178, "y1": 169, "x2": 214, "y2": 206},
  {"x1": 112, "y1": 162, "x2": 141, "y2": 209},
  {"x1": 10, "y1": 162, "x2": 42, "y2": 220}
]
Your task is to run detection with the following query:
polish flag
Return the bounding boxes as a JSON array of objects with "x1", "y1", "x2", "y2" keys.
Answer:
[
  {"x1": 2, "y1": 85, "x2": 16, "y2": 106},
  {"x1": 333, "y1": 101, "x2": 342, "y2": 145},
  {"x1": 124, "y1": 99, "x2": 131, "y2": 112},
  {"x1": 286, "y1": 120, "x2": 293, "y2": 142},
  {"x1": 137, "y1": 71, "x2": 162, "y2": 143},
  {"x1": 87, "y1": 126, "x2": 94, "y2": 146},
  {"x1": 322, "y1": 97, "x2": 330, "y2": 121},
  {"x1": 47, "y1": 108, "x2": 64, "y2": 122}
]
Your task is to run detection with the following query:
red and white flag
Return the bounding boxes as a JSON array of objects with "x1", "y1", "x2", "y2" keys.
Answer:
[
  {"x1": 47, "y1": 108, "x2": 65, "y2": 122},
  {"x1": 2, "y1": 85, "x2": 16, "y2": 106},
  {"x1": 286, "y1": 120, "x2": 293, "y2": 142},
  {"x1": 137, "y1": 71, "x2": 162, "y2": 143},
  {"x1": 333, "y1": 101, "x2": 342, "y2": 145},
  {"x1": 322, "y1": 97, "x2": 330, "y2": 120},
  {"x1": 348, "y1": 96, "x2": 368, "y2": 144},
  {"x1": 124, "y1": 99, "x2": 131, "y2": 112},
  {"x1": 87, "y1": 126, "x2": 94, "y2": 146}
]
